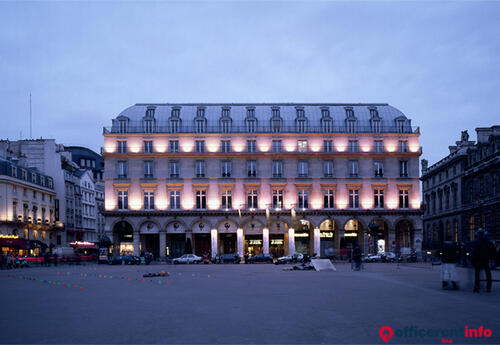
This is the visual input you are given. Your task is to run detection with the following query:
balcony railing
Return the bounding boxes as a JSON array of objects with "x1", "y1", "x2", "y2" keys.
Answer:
[{"x1": 104, "y1": 124, "x2": 420, "y2": 135}]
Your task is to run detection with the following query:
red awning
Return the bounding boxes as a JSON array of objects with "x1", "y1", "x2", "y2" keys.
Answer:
[{"x1": 0, "y1": 238, "x2": 27, "y2": 248}]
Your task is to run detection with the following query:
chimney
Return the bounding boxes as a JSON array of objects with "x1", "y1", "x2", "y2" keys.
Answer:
[{"x1": 421, "y1": 159, "x2": 428, "y2": 173}]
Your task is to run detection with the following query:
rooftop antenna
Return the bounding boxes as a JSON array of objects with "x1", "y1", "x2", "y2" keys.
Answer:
[{"x1": 29, "y1": 93, "x2": 32, "y2": 139}]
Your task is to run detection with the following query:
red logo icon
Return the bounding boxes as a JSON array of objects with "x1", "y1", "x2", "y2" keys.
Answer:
[{"x1": 379, "y1": 326, "x2": 394, "y2": 343}]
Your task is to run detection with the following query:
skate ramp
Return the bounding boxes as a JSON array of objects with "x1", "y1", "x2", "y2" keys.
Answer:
[{"x1": 311, "y1": 259, "x2": 336, "y2": 271}]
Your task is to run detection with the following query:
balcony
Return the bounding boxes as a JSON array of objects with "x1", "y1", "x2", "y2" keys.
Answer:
[{"x1": 104, "y1": 124, "x2": 421, "y2": 135}]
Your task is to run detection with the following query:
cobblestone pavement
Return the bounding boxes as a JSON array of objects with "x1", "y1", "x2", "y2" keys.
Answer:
[{"x1": 1, "y1": 262, "x2": 499, "y2": 344}]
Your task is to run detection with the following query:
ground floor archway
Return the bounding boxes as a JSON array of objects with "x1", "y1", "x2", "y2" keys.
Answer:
[{"x1": 395, "y1": 219, "x2": 414, "y2": 250}]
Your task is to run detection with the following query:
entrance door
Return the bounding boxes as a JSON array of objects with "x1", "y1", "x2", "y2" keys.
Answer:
[
  {"x1": 220, "y1": 233, "x2": 236, "y2": 254},
  {"x1": 194, "y1": 234, "x2": 211, "y2": 257},
  {"x1": 144, "y1": 234, "x2": 159, "y2": 258},
  {"x1": 169, "y1": 234, "x2": 185, "y2": 258}
]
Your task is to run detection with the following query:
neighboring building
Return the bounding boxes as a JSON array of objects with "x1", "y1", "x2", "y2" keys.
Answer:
[
  {"x1": 0, "y1": 157, "x2": 57, "y2": 255},
  {"x1": 66, "y1": 146, "x2": 105, "y2": 240},
  {"x1": 75, "y1": 169, "x2": 98, "y2": 242},
  {"x1": 421, "y1": 126, "x2": 500, "y2": 249},
  {"x1": 103, "y1": 103, "x2": 422, "y2": 259}
]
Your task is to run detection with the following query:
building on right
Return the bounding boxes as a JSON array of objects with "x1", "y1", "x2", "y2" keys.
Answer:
[{"x1": 421, "y1": 126, "x2": 500, "y2": 249}]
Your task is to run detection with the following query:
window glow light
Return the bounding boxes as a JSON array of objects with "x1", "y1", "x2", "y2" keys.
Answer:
[
  {"x1": 104, "y1": 143, "x2": 116, "y2": 153},
  {"x1": 156, "y1": 197, "x2": 168, "y2": 210},
  {"x1": 105, "y1": 199, "x2": 116, "y2": 211},
  {"x1": 208, "y1": 199, "x2": 219, "y2": 210},
  {"x1": 181, "y1": 143, "x2": 194, "y2": 152},
  {"x1": 387, "y1": 199, "x2": 398, "y2": 209},
  {"x1": 361, "y1": 145, "x2": 371, "y2": 152},
  {"x1": 335, "y1": 144, "x2": 346, "y2": 152},
  {"x1": 129, "y1": 198, "x2": 142, "y2": 210},
  {"x1": 155, "y1": 144, "x2": 167, "y2": 153},
  {"x1": 361, "y1": 198, "x2": 374, "y2": 209},
  {"x1": 311, "y1": 198, "x2": 322, "y2": 209},
  {"x1": 336, "y1": 199, "x2": 348, "y2": 209},
  {"x1": 129, "y1": 145, "x2": 141, "y2": 153}
]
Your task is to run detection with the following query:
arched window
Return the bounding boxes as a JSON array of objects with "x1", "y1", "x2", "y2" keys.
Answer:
[
  {"x1": 295, "y1": 107, "x2": 307, "y2": 133},
  {"x1": 270, "y1": 107, "x2": 282, "y2": 133},
  {"x1": 220, "y1": 107, "x2": 232, "y2": 133}
]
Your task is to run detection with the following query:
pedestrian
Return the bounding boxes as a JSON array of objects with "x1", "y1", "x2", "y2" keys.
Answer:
[
  {"x1": 44, "y1": 252, "x2": 50, "y2": 267},
  {"x1": 352, "y1": 244, "x2": 362, "y2": 271},
  {"x1": 440, "y1": 237, "x2": 459, "y2": 290},
  {"x1": 495, "y1": 241, "x2": 500, "y2": 269},
  {"x1": 471, "y1": 229, "x2": 494, "y2": 293},
  {"x1": 53, "y1": 253, "x2": 58, "y2": 267},
  {"x1": 244, "y1": 253, "x2": 249, "y2": 264},
  {"x1": 0, "y1": 253, "x2": 4, "y2": 270}
]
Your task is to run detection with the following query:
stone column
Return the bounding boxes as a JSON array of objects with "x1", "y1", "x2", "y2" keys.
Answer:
[
  {"x1": 313, "y1": 228, "x2": 320, "y2": 257},
  {"x1": 211, "y1": 229, "x2": 218, "y2": 259},
  {"x1": 237, "y1": 228, "x2": 244, "y2": 258},
  {"x1": 288, "y1": 228, "x2": 295, "y2": 255},
  {"x1": 263, "y1": 228, "x2": 269, "y2": 255},
  {"x1": 159, "y1": 231, "x2": 166, "y2": 259},
  {"x1": 133, "y1": 231, "x2": 140, "y2": 256}
]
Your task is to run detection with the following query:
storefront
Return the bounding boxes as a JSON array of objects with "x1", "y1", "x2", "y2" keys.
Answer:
[
  {"x1": 244, "y1": 235, "x2": 263, "y2": 256},
  {"x1": 139, "y1": 222, "x2": 160, "y2": 257},
  {"x1": 194, "y1": 234, "x2": 211, "y2": 257},
  {"x1": 319, "y1": 230, "x2": 335, "y2": 257},
  {"x1": 70, "y1": 241, "x2": 97, "y2": 255},
  {"x1": 218, "y1": 220, "x2": 238, "y2": 255},
  {"x1": 269, "y1": 235, "x2": 285, "y2": 258},
  {"x1": 0, "y1": 235, "x2": 27, "y2": 256},
  {"x1": 341, "y1": 219, "x2": 363, "y2": 249},
  {"x1": 294, "y1": 220, "x2": 312, "y2": 255}
]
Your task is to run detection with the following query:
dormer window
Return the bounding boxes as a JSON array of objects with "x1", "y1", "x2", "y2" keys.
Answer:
[
  {"x1": 118, "y1": 119, "x2": 128, "y2": 133},
  {"x1": 195, "y1": 107, "x2": 207, "y2": 133},
  {"x1": 246, "y1": 107, "x2": 257, "y2": 133},
  {"x1": 220, "y1": 107, "x2": 232, "y2": 133},
  {"x1": 270, "y1": 107, "x2": 282, "y2": 133},
  {"x1": 145, "y1": 107, "x2": 155, "y2": 117},
  {"x1": 345, "y1": 107, "x2": 356, "y2": 133},
  {"x1": 320, "y1": 107, "x2": 332, "y2": 133},
  {"x1": 369, "y1": 107, "x2": 381, "y2": 134},
  {"x1": 170, "y1": 107, "x2": 181, "y2": 133},
  {"x1": 144, "y1": 119, "x2": 154, "y2": 133},
  {"x1": 295, "y1": 107, "x2": 307, "y2": 133},
  {"x1": 397, "y1": 119, "x2": 405, "y2": 133}
]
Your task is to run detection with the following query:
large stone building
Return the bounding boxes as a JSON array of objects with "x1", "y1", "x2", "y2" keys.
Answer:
[
  {"x1": 421, "y1": 126, "x2": 500, "y2": 249},
  {"x1": 103, "y1": 103, "x2": 423, "y2": 259}
]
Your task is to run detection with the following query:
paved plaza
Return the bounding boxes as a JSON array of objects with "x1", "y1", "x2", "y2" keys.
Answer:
[{"x1": 1, "y1": 262, "x2": 499, "y2": 344}]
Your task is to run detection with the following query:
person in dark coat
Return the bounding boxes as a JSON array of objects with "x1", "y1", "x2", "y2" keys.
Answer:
[
  {"x1": 44, "y1": 252, "x2": 50, "y2": 267},
  {"x1": 352, "y1": 244, "x2": 362, "y2": 271},
  {"x1": 440, "y1": 237, "x2": 459, "y2": 290},
  {"x1": 471, "y1": 229, "x2": 494, "y2": 293}
]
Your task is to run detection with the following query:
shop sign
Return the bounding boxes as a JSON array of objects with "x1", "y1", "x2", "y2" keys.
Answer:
[
  {"x1": 0, "y1": 234, "x2": 19, "y2": 239},
  {"x1": 294, "y1": 233, "x2": 309, "y2": 237},
  {"x1": 344, "y1": 232, "x2": 358, "y2": 237},
  {"x1": 320, "y1": 232, "x2": 333, "y2": 238},
  {"x1": 271, "y1": 239, "x2": 284, "y2": 245},
  {"x1": 249, "y1": 240, "x2": 262, "y2": 245},
  {"x1": 70, "y1": 241, "x2": 95, "y2": 247}
]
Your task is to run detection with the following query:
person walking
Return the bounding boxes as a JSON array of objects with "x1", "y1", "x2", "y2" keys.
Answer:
[
  {"x1": 440, "y1": 237, "x2": 459, "y2": 290},
  {"x1": 53, "y1": 253, "x2": 58, "y2": 267},
  {"x1": 471, "y1": 229, "x2": 494, "y2": 293},
  {"x1": 352, "y1": 244, "x2": 362, "y2": 271}
]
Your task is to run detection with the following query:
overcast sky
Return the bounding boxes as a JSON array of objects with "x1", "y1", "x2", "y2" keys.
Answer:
[{"x1": 1, "y1": 1, "x2": 499, "y2": 166}]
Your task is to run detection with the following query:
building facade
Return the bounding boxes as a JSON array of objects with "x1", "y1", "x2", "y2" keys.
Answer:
[
  {"x1": 103, "y1": 103, "x2": 422, "y2": 259},
  {"x1": 0, "y1": 157, "x2": 57, "y2": 254},
  {"x1": 421, "y1": 126, "x2": 500, "y2": 249}
]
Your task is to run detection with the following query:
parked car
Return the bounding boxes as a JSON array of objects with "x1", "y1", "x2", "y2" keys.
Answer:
[
  {"x1": 366, "y1": 254, "x2": 382, "y2": 262},
  {"x1": 247, "y1": 253, "x2": 273, "y2": 264},
  {"x1": 220, "y1": 253, "x2": 240, "y2": 264},
  {"x1": 173, "y1": 254, "x2": 202, "y2": 264},
  {"x1": 108, "y1": 256, "x2": 124, "y2": 265},
  {"x1": 381, "y1": 252, "x2": 397, "y2": 262},
  {"x1": 276, "y1": 253, "x2": 304, "y2": 265}
]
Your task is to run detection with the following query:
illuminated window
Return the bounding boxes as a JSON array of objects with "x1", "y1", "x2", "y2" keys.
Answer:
[
  {"x1": 298, "y1": 190, "x2": 309, "y2": 209},
  {"x1": 272, "y1": 140, "x2": 282, "y2": 153},
  {"x1": 247, "y1": 190, "x2": 258, "y2": 209},
  {"x1": 247, "y1": 140, "x2": 256, "y2": 153},
  {"x1": 221, "y1": 190, "x2": 232, "y2": 209},
  {"x1": 374, "y1": 140, "x2": 383, "y2": 153},
  {"x1": 169, "y1": 140, "x2": 179, "y2": 153},
  {"x1": 195, "y1": 140, "x2": 205, "y2": 153},
  {"x1": 297, "y1": 140, "x2": 308, "y2": 152},
  {"x1": 170, "y1": 191, "x2": 180, "y2": 209},
  {"x1": 374, "y1": 189, "x2": 384, "y2": 208},
  {"x1": 398, "y1": 140, "x2": 408, "y2": 153},
  {"x1": 399, "y1": 189, "x2": 409, "y2": 208},
  {"x1": 348, "y1": 140, "x2": 358, "y2": 152},
  {"x1": 144, "y1": 191, "x2": 155, "y2": 210},
  {"x1": 272, "y1": 190, "x2": 283, "y2": 209},
  {"x1": 323, "y1": 140, "x2": 333, "y2": 153},
  {"x1": 349, "y1": 189, "x2": 359, "y2": 208},
  {"x1": 117, "y1": 191, "x2": 128, "y2": 210},
  {"x1": 196, "y1": 190, "x2": 207, "y2": 209},
  {"x1": 323, "y1": 189, "x2": 335, "y2": 209},
  {"x1": 144, "y1": 140, "x2": 153, "y2": 153},
  {"x1": 221, "y1": 140, "x2": 231, "y2": 153},
  {"x1": 117, "y1": 141, "x2": 127, "y2": 153}
]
